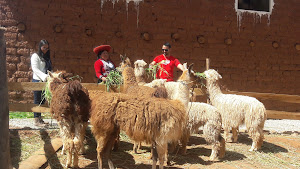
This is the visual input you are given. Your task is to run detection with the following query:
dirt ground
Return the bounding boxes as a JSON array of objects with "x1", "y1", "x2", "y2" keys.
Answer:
[{"x1": 10, "y1": 127, "x2": 300, "y2": 169}]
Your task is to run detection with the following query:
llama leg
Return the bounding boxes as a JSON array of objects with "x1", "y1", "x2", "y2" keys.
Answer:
[
  {"x1": 218, "y1": 136, "x2": 226, "y2": 159},
  {"x1": 66, "y1": 139, "x2": 74, "y2": 168},
  {"x1": 156, "y1": 143, "x2": 168, "y2": 169},
  {"x1": 80, "y1": 122, "x2": 88, "y2": 154},
  {"x1": 112, "y1": 128, "x2": 120, "y2": 152},
  {"x1": 58, "y1": 123, "x2": 66, "y2": 155},
  {"x1": 210, "y1": 142, "x2": 219, "y2": 161},
  {"x1": 179, "y1": 129, "x2": 190, "y2": 155},
  {"x1": 103, "y1": 133, "x2": 118, "y2": 169},
  {"x1": 133, "y1": 141, "x2": 139, "y2": 153},
  {"x1": 151, "y1": 143, "x2": 158, "y2": 169},
  {"x1": 232, "y1": 127, "x2": 239, "y2": 143},
  {"x1": 61, "y1": 122, "x2": 73, "y2": 168},
  {"x1": 73, "y1": 122, "x2": 86, "y2": 168},
  {"x1": 223, "y1": 127, "x2": 232, "y2": 142},
  {"x1": 249, "y1": 127, "x2": 263, "y2": 151},
  {"x1": 96, "y1": 136, "x2": 106, "y2": 169},
  {"x1": 257, "y1": 127, "x2": 264, "y2": 150}
]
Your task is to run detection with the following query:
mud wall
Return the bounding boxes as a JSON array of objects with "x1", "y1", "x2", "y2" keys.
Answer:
[{"x1": 0, "y1": 0, "x2": 299, "y2": 110}]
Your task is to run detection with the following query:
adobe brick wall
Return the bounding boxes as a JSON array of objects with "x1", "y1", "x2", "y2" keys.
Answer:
[{"x1": 1, "y1": 0, "x2": 299, "y2": 110}]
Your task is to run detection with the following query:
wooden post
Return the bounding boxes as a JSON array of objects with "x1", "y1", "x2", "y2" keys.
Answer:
[
  {"x1": 206, "y1": 58, "x2": 210, "y2": 104},
  {"x1": 0, "y1": 27, "x2": 12, "y2": 169},
  {"x1": 206, "y1": 58, "x2": 210, "y2": 70}
]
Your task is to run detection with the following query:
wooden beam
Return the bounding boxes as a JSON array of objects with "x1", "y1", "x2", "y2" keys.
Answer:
[
  {"x1": 18, "y1": 138, "x2": 62, "y2": 169},
  {"x1": 224, "y1": 91, "x2": 300, "y2": 104},
  {"x1": 9, "y1": 103, "x2": 50, "y2": 113},
  {"x1": 9, "y1": 101, "x2": 300, "y2": 120},
  {"x1": 7, "y1": 82, "x2": 123, "y2": 92},
  {"x1": 8, "y1": 82, "x2": 46, "y2": 91},
  {"x1": 266, "y1": 110, "x2": 300, "y2": 120}
]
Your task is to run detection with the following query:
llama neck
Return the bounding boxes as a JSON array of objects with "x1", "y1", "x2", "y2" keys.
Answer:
[
  {"x1": 206, "y1": 80, "x2": 222, "y2": 102},
  {"x1": 135, "y1": 75, "x2": 145, "y2": 83},
  {"x1": 123, "y1": 67, "x2": 138, "y2": 91},
  {"x1": 49, "y1": 78, "x2": 63, "y2": 93},
  {"x1": 165, "y1": 81, "x2": 190, "y2": 110}
]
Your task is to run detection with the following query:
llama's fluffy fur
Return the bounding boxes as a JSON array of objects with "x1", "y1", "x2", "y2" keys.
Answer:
[
  {"x1": 122, "y1": 65, "x2": 167, "y2": 99},
  {"x1": 135, "y1": 64, "x2": 225, "y2": 160},
  {"x1": 90, "y1": 91, "x2": 186, "y2": 169},
  {"x1": 47, "y1": 71, "x2": 90, "y2": 168},
  {"x1": 184, "y1": 102, "x2": 225, "y2": 160},
  {"x1": 134, "y1": 59, "x2": 148, "y2": 85},
  {"x1": 204, "y1": 69, "x2": 267, "y2": 151}
]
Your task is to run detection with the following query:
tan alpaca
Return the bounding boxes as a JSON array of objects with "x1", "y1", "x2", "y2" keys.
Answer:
[{"x1": 90, "y1": 91, "x2": 186, "y2": 169}]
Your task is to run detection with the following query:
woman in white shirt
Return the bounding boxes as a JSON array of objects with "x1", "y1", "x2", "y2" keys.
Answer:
[{"x1": 31, "y1": 39, "x2": 52, "y2": 126}]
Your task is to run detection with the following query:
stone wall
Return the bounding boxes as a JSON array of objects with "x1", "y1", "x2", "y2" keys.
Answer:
[{"x1": 0, "y1": 0, "x2": 299, "y2": 110}]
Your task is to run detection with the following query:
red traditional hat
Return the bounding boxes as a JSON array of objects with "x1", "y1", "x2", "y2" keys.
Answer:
[{"x1": 93, "y1": 45, "x2": 111, "y2": 55}]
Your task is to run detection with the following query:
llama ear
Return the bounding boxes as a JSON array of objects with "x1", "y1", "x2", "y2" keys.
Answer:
[
  {"x1": 48, "y1": 70, "x2": 53, "y2": 78},
  {"x1": 182, "y1": 63, "x2": 187, "y2": 69},
  {"x1": 58, "y1": 72, "x2": 63, "y2": 78},
  {"x1": 188, "y1": 63, "x2": 194, "y2": 74},
  {"x1": 120, "y1": 54, "x2": 125, "y2": 62}
]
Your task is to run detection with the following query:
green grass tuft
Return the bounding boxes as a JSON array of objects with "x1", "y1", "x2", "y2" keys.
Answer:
[
  {"x1": 9, "y1": 112, "x2": 34, "y2": 119},
  {"x1": 145, "y1": 61, "x2": 168, "y2": 80},
  {"x1": 105, "y1": 70, "x2": 123, "y2": 92},
  {"x1": 42, "y1": 81, "x2": 52, "y2": 105}
]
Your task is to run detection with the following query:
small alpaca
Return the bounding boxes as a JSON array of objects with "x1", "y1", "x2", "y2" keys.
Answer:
[
  {"x1": 204, "y1": 69, "x2": 267, "y2": 151},
  {"x1": 134, "y1": 59, "x2": 148, "y2": 85},
  {"x1": 90, "y1": 91, "x2": 186, "y2": 169},
  {"x1": 182, "y1": 102, "x2": 225, "y2": 160},
  {"x1": 47, "y1": 71, "x2": 91, "y2": 168}
]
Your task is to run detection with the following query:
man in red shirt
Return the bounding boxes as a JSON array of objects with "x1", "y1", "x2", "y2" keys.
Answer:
[{"x1": 149, "y1": 42, "x2": 185, "y2": 81}]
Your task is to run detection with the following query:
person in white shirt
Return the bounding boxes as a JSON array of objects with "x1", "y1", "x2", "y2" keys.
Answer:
[{"x1": 30, "y1": 39, "x2": 52, "y2": 126}]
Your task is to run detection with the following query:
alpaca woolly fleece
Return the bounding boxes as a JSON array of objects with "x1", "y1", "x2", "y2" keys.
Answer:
[{"x1": 204, "y1": 69, "x2": 266, "y2": 151}]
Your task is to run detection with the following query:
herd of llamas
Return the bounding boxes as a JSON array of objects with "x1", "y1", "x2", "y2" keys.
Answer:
[{"x1": 46, "y1": 56, "x2": 266, "y2": 169}]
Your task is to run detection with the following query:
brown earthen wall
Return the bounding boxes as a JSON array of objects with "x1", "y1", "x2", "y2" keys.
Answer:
[{"x1": 1, "y1": 0, "x2": 299, "y2": 110}]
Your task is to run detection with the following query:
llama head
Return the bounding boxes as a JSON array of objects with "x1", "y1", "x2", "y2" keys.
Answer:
[
  {"x1": 47, "y1": 70, "x2": 74, "y2": 91},
  {"x1": 134, "y1": 59, "x2": 147, "y2": 77},
  {"x1": 177, "y1": 63, "x2": 194, "y2": 87},
  {"x1": 134, "y1": 59, "x2": 147, "y2": 69},
  {"x1": 178, "y1": 63, "x2": 194, "y2": 83},
  {"x1": 118, "y1": 54, "x2": 131, "y2": 72},
  {"x1": 204, "y1": 69, "x2": 222, "y2": 82}
]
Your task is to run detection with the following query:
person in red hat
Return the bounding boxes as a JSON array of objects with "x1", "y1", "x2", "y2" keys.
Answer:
[{"x1": 93, "y1": 45, "x2": 116, "y2": 83}]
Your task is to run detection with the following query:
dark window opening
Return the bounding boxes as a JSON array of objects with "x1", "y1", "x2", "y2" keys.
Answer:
[{"x1": 238, "y1": 0, "x2": 270, "y2": 12}]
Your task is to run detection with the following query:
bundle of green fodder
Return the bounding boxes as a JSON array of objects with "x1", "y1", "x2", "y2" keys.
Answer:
[
  {"x1": 145, "y1": 61, "x2": 168, "y2": 80},
  {"x1": 104, "y1": 69, "x2": 123, "y2": 92}
]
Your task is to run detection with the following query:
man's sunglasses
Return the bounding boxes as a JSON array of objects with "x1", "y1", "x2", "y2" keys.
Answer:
[{"x1": 162, "y1": 49, "x2": 169, "y2": 51}]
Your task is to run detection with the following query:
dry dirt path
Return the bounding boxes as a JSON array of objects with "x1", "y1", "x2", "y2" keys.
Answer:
[
  {"x1": 42, "y1": 130, "x2": 299, "y2": 169},
  {"x1": 10, "y1": 119, "x2": 300, "y2": 169}
]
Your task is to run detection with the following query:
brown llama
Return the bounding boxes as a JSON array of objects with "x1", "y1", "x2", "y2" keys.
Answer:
[
  {"x1": 90, "y1": 90, "x2": 186, "y2": 169},
  {"x1": 47, "y1": 71, "x2": 90, "y2": 168}
]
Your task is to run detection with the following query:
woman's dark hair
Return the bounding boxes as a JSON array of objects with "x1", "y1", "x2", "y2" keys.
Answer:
[
  {"x1": 163, "y1": 42, "x2": 171, "y2": 48},
  {"x1": 97, "y1": 50, "x2": 107, "y2": 60},
  {"x1": 38, "y1": 39, "x2": 52, "y2": 72}
]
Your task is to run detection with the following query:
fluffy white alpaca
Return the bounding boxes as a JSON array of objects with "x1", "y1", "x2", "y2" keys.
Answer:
[
  {"x1": 204, "y1": 69, "x2": 267, "y2": 151},
  {"x1": 134, "y1": 59, "x2": 148, "y2": 85},
  {"x1": 185, "y1": 102, "x2": 225, "y2": 160}
]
